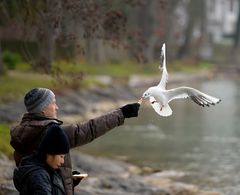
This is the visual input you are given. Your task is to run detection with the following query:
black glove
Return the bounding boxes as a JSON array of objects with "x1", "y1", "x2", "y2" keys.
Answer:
[
  {"x1": 120, "y1": 103, "x2": 140, "y2": 118},
  {"x1": 72, "y1": 170, "x2": 82, "y2": 188}
]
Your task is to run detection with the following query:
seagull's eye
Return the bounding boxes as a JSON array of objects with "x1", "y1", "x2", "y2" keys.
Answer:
[{"x1": 144, "y1": 93, "x2": 149, "y2": 97}]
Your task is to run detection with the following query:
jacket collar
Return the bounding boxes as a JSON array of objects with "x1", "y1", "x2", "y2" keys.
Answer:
[{"x1": 21, "y1": 113, "x2": 63, "y2": 125}]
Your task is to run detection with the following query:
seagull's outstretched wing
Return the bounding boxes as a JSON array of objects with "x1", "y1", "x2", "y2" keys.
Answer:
[
  {"x1": 157, "y1": 43, "x2": 168, "y2": 90},
  {"x1": 165, "y1": 87, "x2": 221, "y2": 107}
]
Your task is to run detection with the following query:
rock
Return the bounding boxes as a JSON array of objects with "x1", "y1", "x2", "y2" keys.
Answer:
[
  {"x1": 0, "y1": 155, "x2": 17, "y2": 195},
  {"x1": 198, "y1": 192, "x2": 221, "y2": 195},
  {"x1": 0, "y1": 151, "x2": 221, "y2": 195},
  {"x1": 128, "y1": 71, "x2": 212, "y2": 88},
  {"x1": 168, "y1": 182, "x2": 199, "y2": 195},
  {"x1": 70, "y1": 151, "x2": 220, "y2": 195},
  {"x1": 71, "y1": 151, "x2": 170, "y2": 195},
  {"x1": 0, "y1": 84, "x2": 137, "y2": 123},
  {"x1": 95, "y1": 75, "x2": 112, "y2": 86},
  {"x1": 71, "y1": 150, "x2": 134, "y2": 175},
  {"x1": 0, "y1": 72, "x2": 213, "y2": 123}
]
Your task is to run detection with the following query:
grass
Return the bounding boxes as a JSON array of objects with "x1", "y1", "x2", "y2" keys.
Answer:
[
  {"x1": 0, "y1": 124, "x2": 13, "y2": 157},
  {"x1": 55, "y1": 59, "x2": 214, "y2": 76},
  {"x1": 0, "y1": 71, "x2": 53, "y2": 103},
  {"x1": 170, "y1": 60, "x2": 215, "y2": 73},
  {"x1": 54, "y1": 60, "x2": 157, "y2": 76}
]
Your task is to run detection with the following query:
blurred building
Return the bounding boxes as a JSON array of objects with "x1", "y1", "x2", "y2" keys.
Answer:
[{"x1": 207, "y1": 0, "x2": 238, "y2": 43}]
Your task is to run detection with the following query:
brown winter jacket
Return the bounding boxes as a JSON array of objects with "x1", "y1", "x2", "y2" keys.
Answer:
[{"x1": 10, "y1": 110, "x2": 125, "y2": 195}]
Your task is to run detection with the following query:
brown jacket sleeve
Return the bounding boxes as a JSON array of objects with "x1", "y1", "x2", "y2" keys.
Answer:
[{"x1": 61, "y1": 109, "x2": 125, "y2": 148}]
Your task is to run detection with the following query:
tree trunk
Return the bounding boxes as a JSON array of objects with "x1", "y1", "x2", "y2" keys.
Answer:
[
  {"x1": 95, "y1": 39, "x2": 106, "y2": 64},
  {"x1": 36, "y1": 24, "x2": 55, "y2": 72},
  {"x1": 85, "y1": 38, "x2": 95, "y2": 64},
  {"x1": 196, "y1": 0, "x2": 213, "y2": 60},
  {"x1": 36, "y1": 0, "x2": 62, "y2": 72},
  {"x1": 177, "y1": 0, "x2": 196, "y2": 59},
  {"x1": 73, "y1": 22, "x2": 84, "y2": 61},
  {"x1": 0, "y1": 41, "x2": 4, "y2": 75},
  {"x1": 165, "y1": 0, "x2": 180, "y2": 60},
  {"x1": 139, "y1": 1, "x2": 154, "y2": 63},
  {"x1": 230, "y1": 0, "x2": 240, "y2": 65},
  {"x1": 233, "y1": 0, "x2": 240, "y2": 49}
]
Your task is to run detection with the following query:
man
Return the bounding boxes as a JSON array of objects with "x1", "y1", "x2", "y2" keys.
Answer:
[
  {"x1": 14, "y1": 124, "x2": 70, "y2": 195},
  {"x1": 10, "y1": 88, "x2": 140, "y2": 195}
]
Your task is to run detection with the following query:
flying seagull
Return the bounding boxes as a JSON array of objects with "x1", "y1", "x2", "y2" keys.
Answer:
[{"x1": 139, "y1": 43, "x2": 221, "y2": 117}]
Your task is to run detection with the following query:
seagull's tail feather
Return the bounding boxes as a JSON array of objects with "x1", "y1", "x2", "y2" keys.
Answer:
[{"x1": 159, "y1": 104, "x2": 173, "y2": 117}]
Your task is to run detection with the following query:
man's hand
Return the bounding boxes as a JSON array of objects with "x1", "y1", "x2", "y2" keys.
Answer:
[{"x1": 120, "y1": 103, "x2": 140, "y2": 118}]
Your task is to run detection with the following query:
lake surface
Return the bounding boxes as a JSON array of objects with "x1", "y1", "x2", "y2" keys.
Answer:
[{"x1": 80, "y1": 77, "x2": 240, "y2": 195}]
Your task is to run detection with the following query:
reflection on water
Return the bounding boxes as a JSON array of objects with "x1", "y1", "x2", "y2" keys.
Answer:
[{"x1": 80, "y1": 78, "x2": 240, "y2": 195}]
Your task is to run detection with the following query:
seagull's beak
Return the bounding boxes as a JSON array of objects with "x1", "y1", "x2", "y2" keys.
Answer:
[{"x1": 138, "y1": 97, "x2": 144, "y2": 104}]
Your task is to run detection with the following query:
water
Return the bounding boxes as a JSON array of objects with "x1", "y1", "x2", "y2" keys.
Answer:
[{"x1": 80, "y1": 78, "x2": 240, "y2": 195}]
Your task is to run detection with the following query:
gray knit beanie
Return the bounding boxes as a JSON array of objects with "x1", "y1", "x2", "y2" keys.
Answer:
[{"x1": 24, "y1": 88, "x2": 55, "y2": 113}]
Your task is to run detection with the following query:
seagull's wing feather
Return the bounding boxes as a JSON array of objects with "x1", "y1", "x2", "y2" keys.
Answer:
[
  {"x1": 157, "y1": 43, "x2": 168, "y2": 89},
  {"x1": 165, "y1": 87, "x2": 221, "y2": 107},
  {"x1": 165, "y1": 87, "x2": 189, "y2": 101}
]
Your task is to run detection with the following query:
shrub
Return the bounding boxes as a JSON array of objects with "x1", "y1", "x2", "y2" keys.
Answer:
[
  {"x1": 3, "y1": 50, "x2": 22, "y2": 70},
  {"x1": 0, "y1": 124, "x2": 13, "y2": 157}
]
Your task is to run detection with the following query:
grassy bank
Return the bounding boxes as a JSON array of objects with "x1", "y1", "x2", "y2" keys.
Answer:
[
  {"x1": 0, "y1": 72, "x2": 53, "y2": 104},
  {"x1": 0, "y1": 124, "x2": 13, "y2": 157},
  {"x1": 0, "y1": 60, "x2": 213, "y2": 103}
]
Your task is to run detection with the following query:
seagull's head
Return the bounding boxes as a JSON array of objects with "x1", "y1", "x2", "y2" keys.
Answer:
[{"x1": 142, "y1": 90, "x2": 151, "y2": 99}]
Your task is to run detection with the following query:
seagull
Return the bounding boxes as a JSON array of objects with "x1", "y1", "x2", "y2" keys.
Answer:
[{"x1": 140, "y1": 43, "x2": 221, "y2": 117}]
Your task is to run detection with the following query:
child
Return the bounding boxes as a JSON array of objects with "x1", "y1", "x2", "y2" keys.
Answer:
[{"x1": 13, "y1": 124, "x2": 70, "y2": 195}]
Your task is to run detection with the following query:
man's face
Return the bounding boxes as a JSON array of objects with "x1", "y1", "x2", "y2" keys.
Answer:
[
  {"x1": 42, "y1": 98, "x2": 58, "y2": 118},
  {"x1": 46, "y1": 154, "x2": 65, "y2": 169}
]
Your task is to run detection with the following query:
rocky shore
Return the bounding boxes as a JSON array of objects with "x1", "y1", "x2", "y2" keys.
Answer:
[
  {"x1": 0, "y1": 72, "x2": 222, "y2": 195},
  {"x1": 0, "y1": 151, "x2": 221, "y2": 195},
  {"x1": 0, "y1": 70, "x2": 214, "y2": 124}
]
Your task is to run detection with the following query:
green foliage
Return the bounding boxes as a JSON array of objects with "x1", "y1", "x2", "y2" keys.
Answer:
[
  {"x1": 3, "y1": 50, "x2": 22, "y2": 70},
  {"x1": 0, "y1": 0, "x2": 44, "y2": 25},
  {"x1": 54, "y1": 60, "x2": 157, "y2": 77},
  {"x1": 50, "y1": 65, "x2": 85, "y2": 90},
  {"x1": 0, "y1": 72, "x2": 53, "y2": 104},
  {"x1": 14, "y1": 62, "x2": 33, "y2": 71},
  {"x1": 171, "y1": 60, "x2": 214, "y2": 73},
  {"x1": 0, "y1": 124, "x2": 13, "y2": 156}
]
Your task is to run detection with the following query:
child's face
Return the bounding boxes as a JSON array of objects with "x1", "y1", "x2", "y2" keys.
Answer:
[{"x1": 46, "y1": 154, "x2": 65, "y2": 169}]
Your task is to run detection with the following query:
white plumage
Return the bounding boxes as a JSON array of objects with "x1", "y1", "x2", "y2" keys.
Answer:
[{"x1": 141, "y1": 43, "x2": 221, "y2": 117}]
